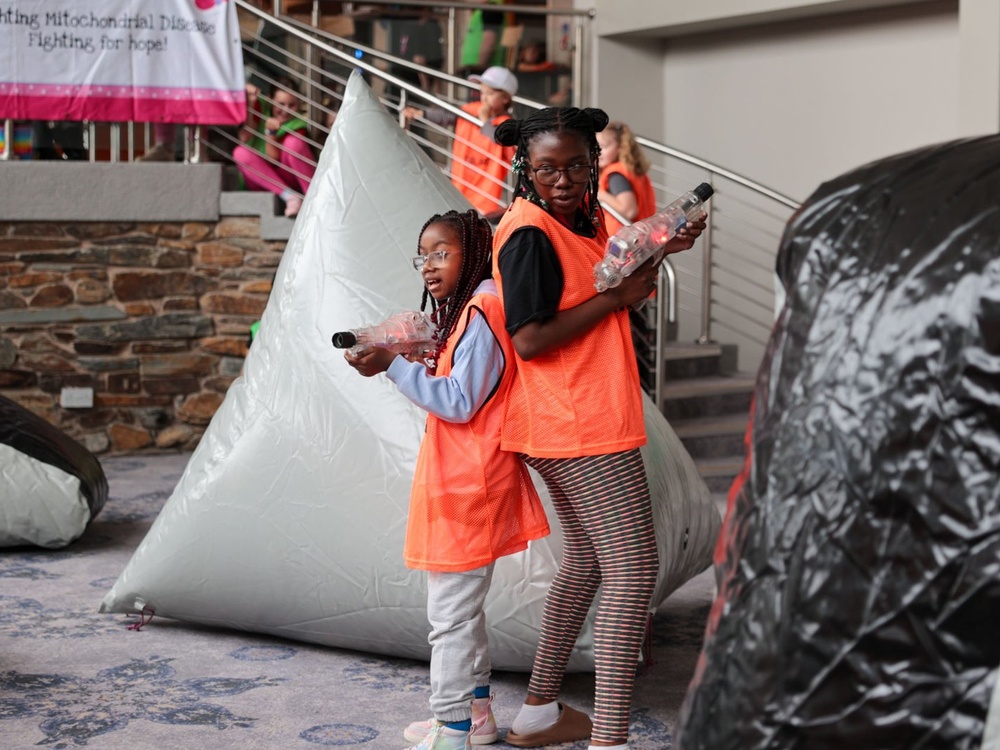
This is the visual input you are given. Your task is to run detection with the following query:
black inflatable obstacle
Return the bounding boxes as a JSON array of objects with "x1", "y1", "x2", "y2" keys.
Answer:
[
  {"x1": 0, "y1": 395, "x2": 108, "y2": 548},
  {"x1": 678, "y1": 135, "x2": 1000, "y2": 750}
]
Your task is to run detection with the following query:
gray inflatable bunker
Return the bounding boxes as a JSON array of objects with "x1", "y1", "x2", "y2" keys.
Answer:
[
  {"x1": 99, "y1": 72, "x2": 721, "y2": 671},
  {"x1": 677, "y1": 136, "x2": 1000, "y2": 749},
  {"x1": 0, "y1": 395, "x2": 108, "y2": 548}
]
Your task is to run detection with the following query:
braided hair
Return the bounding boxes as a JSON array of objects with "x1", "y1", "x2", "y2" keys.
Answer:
[
  {"x1": 417, "y1": 209, "x2": 493, "y2": 372},
  {"x1": 494, "y1": 107, "x2": 610, "y2": 226}
]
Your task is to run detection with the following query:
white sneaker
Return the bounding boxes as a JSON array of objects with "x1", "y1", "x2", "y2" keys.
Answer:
[
  {"x1": 406, "y1": 724, "x2": 471, "y2": 750},
  {"x1": 404, "y1": 696, "x2": 498, "y2": 745}
]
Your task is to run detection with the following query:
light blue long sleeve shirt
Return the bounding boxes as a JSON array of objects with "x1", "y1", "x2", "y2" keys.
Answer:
[{"x1": 385, "y1": 280, "x2": 504, "y2": 424}]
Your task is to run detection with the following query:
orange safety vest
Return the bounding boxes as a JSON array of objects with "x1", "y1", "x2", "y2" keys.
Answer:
[
  {"x1": 492, "y1": 199, "x2": 647, "y2": 458},
  {"x1": 404, "y1": 287, "x2": 550, "y2": 572},
  {"x1": 599, "y1": 162, "x2": 658, "y2": 237},
  {"x1": 451, "y1": 102, "x2": 515, "y2": 215}
]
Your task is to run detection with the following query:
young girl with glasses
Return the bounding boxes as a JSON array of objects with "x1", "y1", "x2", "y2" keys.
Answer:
[
  {"x1": 344, "y1": 209, "x2": 550, "y2": 750},
  {"x1": 490, "y1": 108, "x2": 706, "y2": 750}
]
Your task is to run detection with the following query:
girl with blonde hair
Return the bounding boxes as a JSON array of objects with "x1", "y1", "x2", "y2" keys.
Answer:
[{"x1": 596, "y1": 121, "x2": 657, "y2": 235}]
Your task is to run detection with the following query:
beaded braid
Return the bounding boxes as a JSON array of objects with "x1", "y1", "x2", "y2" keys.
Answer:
[
  {"x1": 416, "y1": 209, "x2": 493, "y2": 373},
  {"x1": 495, "y1": 106, "x2": 610, "y2": 227}
]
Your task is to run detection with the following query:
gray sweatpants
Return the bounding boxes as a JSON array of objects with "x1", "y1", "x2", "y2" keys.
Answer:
[{"x1": 426, "y1": 563, "x2": 495, "y2": 722}]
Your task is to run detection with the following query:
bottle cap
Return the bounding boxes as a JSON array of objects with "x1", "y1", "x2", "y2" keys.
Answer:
[
  {"x1": 693, "y1": 183, "x2": 714, "y2": 202},
  {"x1": 331, "y1": 331, "x2": 357, "y2": 348}
]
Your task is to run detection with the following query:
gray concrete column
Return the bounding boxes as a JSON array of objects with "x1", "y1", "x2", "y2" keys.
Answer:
[{"x1": 958, "y1": 0, "x2": 1000, "y2": 136}]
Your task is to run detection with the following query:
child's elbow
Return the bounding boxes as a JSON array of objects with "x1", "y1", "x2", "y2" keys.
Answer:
[
  {"x1": 514, "y1": 342, "x2": 541, "y2": 361},
  {"x1": 441, "y1": 408, "x2": 476, "y2": 425},
  {"x1": 512, "y1": 326, "x2": 545, "y2": 361}
]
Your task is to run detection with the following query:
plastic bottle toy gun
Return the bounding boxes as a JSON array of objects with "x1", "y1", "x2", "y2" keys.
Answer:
[
  {"x1": 594, "y1": 182, "x2": 714, "y2": 293},
  {"x1": 331, "y1": 311, "x2": 438, "y2": 357}
]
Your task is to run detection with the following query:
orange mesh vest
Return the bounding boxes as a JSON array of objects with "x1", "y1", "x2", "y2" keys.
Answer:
[
  {"x1": 404, "y1": 288, "x2": 550, "y2": 573},
  {"x1": 492, "y1": 199, "x2": 647, "y2": 458},
  {"x1": 599, "y1": 162, "x2": 657, "y2": 236},
  {"x1": 451, "y1": 102, "x2": 515, "y2": 215}
]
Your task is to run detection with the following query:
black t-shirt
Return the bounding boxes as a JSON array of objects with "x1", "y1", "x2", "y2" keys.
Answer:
[
  {"x1": 497, "y1": 208, "x2": 598, "y2": 336},
  {"x1": 606, "y1": 171, "x2": 632, "y2": 195}
]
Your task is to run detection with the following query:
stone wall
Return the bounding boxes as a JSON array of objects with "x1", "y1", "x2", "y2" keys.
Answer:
[{"x1": 0, "y1": 218, "x2": 283, "y2": 455}]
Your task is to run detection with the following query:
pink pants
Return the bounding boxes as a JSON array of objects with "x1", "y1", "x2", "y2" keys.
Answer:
[{"x1": 233, "y1": 132, "x2": 315, "y2": 196}]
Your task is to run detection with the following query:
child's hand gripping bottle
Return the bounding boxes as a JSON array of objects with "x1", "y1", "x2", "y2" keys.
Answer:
[
  {"x1": 331, "y1": 311, "x2": 437, "y2": 357},
  {"x1": 594, "y1": 182, "x2": 714, "y2": 293}
]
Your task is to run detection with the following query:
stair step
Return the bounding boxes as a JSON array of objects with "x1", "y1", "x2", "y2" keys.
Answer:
[
  {"x1": 672, "y1": 413, "x2": 749, "y2": 438},
  {"x1": 694, "y1": 456, "x2": 746, "y2": 494},
  {"x1": 672, "y1": 413, "x2": 749, "y2": 459},
  {"x1": 664, "y1": 342, "x2": 723, "y2": 360},
  {"x1": 655, "y1": 345, "x2": 750, "y2": 488},
  {"x1": 660, "y1": 375, "x2": 755, "y2": 421},
  {"x1": 662, "y1": 342, "x2": 725, "y2": 379}
]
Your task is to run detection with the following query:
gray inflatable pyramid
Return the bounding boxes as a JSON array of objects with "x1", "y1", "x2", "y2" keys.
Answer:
[{"x1": 100, "y1": 72, "x2": 720, "y2": 670}]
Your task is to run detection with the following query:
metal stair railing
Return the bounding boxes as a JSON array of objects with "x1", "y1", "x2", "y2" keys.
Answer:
[
  {"x1": 1, "y1": 0, "x2": 802, "y2": 402},
  {"x1": 274, "y1": 9, "x2": 563, "y2": 215},
  {"x1": 230, "y1": 1, "x2": 803, "y2": 396},
  {"x1": 634, "y1": 144, "x2": 800, "y2": 378},
  {"x1": 260, "y1": 5, "x2": 690, "y2": 402},
  {"x1": 274, "y1": 0, "x2": 595, "y2": 108}
]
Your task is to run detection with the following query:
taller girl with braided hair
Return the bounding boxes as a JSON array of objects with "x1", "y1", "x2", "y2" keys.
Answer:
[
  {"x1": 490, "y1": 108, "x2": 706, "y2": 750},
  {"x1": 345, "y1": 209, "x2": 550, "y2": 750}
]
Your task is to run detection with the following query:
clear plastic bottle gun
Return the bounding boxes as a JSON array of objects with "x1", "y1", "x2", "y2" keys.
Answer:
[
  {"x1": 594, "y1": 182, "x2": 714, "y2": 293},
  {"x1": 331, "y1": 311, "x2": 438, "y2": 357}
]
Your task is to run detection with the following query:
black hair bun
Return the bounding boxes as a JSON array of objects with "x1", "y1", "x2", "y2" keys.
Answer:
[
  {"x1": 583, "y1": 107, "x2": 609, "y2": 133},
  {"x1": 493, "y1": 119, "x2": 521, "y2": 146}
]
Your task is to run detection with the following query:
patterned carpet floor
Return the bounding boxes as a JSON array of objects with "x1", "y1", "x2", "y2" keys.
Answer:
[{"x1": 0, "y1": 453, "x2": 715, "y2": 750}]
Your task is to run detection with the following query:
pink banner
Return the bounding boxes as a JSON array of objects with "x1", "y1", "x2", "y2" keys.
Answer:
[
  {"x1": 0, "y1": 1, "x2": 246, "y2": 125},
  {"x1": 0, "y1": 85, "x2": 245, "y2": 124}
]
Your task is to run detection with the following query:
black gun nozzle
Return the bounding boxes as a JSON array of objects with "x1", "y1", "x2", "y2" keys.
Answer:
[
  {"x1": 694, "y1": 182, "x2": 714, "y2": 202},
  {"x1": 331, "y1": 331, "x2": 357, "y2": 349}
]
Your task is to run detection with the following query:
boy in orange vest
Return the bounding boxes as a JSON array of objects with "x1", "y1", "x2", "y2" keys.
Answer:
[{"x1": 403, "y1": 67, "x2": 518, "y2": 218}]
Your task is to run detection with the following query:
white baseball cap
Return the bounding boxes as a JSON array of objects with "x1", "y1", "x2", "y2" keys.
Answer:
[{"x1": 468, "y1": 66, "x2": 518, "y2": 97}]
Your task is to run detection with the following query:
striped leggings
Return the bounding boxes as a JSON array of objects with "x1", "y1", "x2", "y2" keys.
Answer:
[{"x1": 524, "y1": 449, "x2": 659, "y2": 745}]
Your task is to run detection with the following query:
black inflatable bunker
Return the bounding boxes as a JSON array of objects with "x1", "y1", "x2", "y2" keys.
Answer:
[
  {"x1": 678, "y1": 136, "x2": 1000, "y2": 749},
  {"x1": 0, "y1": 395, "x2": 108, "y2": 548}
]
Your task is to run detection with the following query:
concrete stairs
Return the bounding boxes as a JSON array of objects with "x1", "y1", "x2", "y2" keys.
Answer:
[{"x1": 660, "y1": 342, "x2": 754, "y2": 494}]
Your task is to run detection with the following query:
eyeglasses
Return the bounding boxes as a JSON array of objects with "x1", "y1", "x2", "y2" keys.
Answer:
[
  {"x1": 528, "y1": 163, "x2": 592, "y2": 186},
  {"x1": 411, "y1": 250, "x2": 456, "y2": 270}
]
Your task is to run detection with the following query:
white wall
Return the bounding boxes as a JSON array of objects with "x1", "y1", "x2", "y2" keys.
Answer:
[
  {"x1": 661, "y1": 4, "x2": 959, "y2": 201},
  {"x1": 594, "y1": 0, "x2": 943, "y2": 38},
  {"x1": 586, "y1": 0, "x2": 1000, "y2": 200},
  {"x1": 958, "y1": 0, "x2": 1000, "y2": 135},
  {"x1": 584, "y1": 0, "x2": 1000, "y2": 373},
  {"x1": 594, "y1": 35, "x2": 666, "y2": 136}
]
